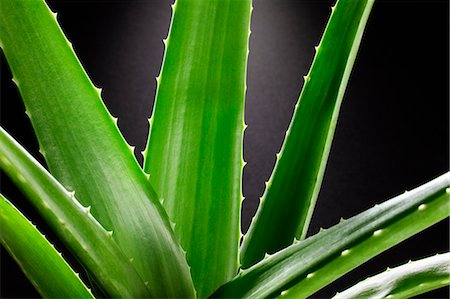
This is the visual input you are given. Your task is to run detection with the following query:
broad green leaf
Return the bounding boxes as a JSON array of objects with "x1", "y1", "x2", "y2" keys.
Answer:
[
  {"x1": 143, "y1": 0, "x2": 251, "y2": 296},
  {"x1": 240, "y1": 0, "x2": 375, "y2": 268},
  {"x1": 0, "y1": 1, "x2": 194, "y2": 297},
  {"x1": 0, "y1": 127, "x2": 151, "y2": 297},
  {"x1": 213, "y1": 173, "x2": 450, "y2": 298},
  {"x1": 0, "y1": 194, "x2": 93, "y2": 299},
  {"x1": 332, "y1": 253, "x2": 450, "y2": 299}
]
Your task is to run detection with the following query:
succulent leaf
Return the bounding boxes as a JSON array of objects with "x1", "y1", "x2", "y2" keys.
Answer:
[
  {"x1": 143, "y1": 0, "x2": 252, "y2": 296},
  {"x1": 332, "y1": 253, "x2": 450, "y2": 299},
  {"x1": 0, "y1": 1, "x2": 195, "y2": 297},
  {"x1": 213, "y1": 173, "x2": 450, "y2": 298},
  {"x1": 0, "y1": 127, "x2": 152, "y2": 297},
  {"x1": 240, "y1": 0, "x2": 375, "y2": 268},
  {"x1": 0, "y1": 194, "x2": 94, "y2": 299}
]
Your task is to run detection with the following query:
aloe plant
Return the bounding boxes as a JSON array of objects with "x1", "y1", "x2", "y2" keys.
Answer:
[{"x1": 0, "y1": 0, "x2": 448, "y2": 298}]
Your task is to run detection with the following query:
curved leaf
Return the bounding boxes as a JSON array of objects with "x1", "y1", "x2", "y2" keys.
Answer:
[
  {"x1": 143, "y1": 0, "x2": 252, "y2": 296},
  {"x1": 240, "y1": 0, "x2": 375, "y2": 268},
  {"x1": 333, "y1": 253, "x2": 450, "y2": 299},
  {"x1": 0, "y1": 1, "x2": 194, "y2": 296},
  {"x1": 0, "y1": 194, "x2": 93, "y2": 299},
  {"x1": 0, "y1": 127, "x2": 152, "y2": 297},
  {"x1": 213, "y1": 173, "x2": 450, "y2": 298}
]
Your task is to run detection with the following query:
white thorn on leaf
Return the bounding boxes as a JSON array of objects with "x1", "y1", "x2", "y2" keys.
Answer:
[
  {"x1": 373, "y1": 229, "x2": 383, "y2": 237},
  {"x1": 11, "y1": 77, "x2": 19, "y2": 86},
  {"x1": 341, "y1": 249, "x2": 350, "y2": 256},
  {"x1": 306, "y1": 272, "x2": 315, "y2": 279},
  {"x1": 38, "y1": 148, "x2": 46, "y2": 156},
  {"x1": 418, "y1": 204, "x2": 426, "y2": 211}
]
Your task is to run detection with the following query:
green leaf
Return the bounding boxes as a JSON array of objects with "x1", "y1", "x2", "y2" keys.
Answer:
[
  {"x1": 0, "y1": 194, "x2": 93, "y2": 299},
  {"x1": 213, "y1": 173, "x2": 450, "y2": 299},
  {"x1": 0, "y1": 127, "x2": 152, "y2": 297},
  {"x1": 240, "y1": 0, "x2": 375, "y2": 269},
  {"x1": 143, "y1": 0, "x2": 251, "y2": 296},
  {"x1": 332, "y1": 253, "x2": 450, "y2": 299},
  {"x1": 0, "y1": 1, "x2": 194, "y2": 297}
]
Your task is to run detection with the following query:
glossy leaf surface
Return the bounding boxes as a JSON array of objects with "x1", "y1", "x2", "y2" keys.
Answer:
[
  {"x1": 214, "y1": 173, "x2": 450, "y2": 298},
  {"x1": 143, "y1": 0, "x2": 251, "y2": 296},
  {"x1": 0, "y1": 127, "x2": 152, "y2": 297},
  {"x1": 0, "y1": 194, "x2": 93, "y2": 299},
  {"x1": 0, "y1": 1, "x2": 194, "y2": 297},
  {"x1": 333, "y1": 253, "x2": 450, "y2": 299},
  {"x1": 240, "y1": 0, "x2": 375, "y2": 268}
]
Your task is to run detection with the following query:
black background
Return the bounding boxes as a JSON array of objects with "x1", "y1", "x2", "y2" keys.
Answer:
[{"x1": 1, "y1": 0, "x2": 449, "y2": 298}]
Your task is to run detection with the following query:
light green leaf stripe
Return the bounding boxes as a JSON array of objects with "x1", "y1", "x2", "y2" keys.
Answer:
[
  {"x1": 0, "y1": 127, "x2": 151, "y2": 297},
  {"x1": 143, "y1": 0, "x2": 251, "y2": 296},
  {"x1": 0, "y1": 1, "x2": 194, "y2": 297},
  {"x1": 0, "y1": 194, "x2": 93, "y2": 299},
  {"x1": 213, "y1": 173, "x2": 450, "y2": 298},
  {"x1": 240, "y1": 0, "x2": 375, "y2": 268},
  {"x1": 333, "y1": 253, "x2": 450, "y2": 299}
]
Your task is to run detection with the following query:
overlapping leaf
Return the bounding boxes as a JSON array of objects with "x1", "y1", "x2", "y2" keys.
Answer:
[
  {"x1": 240, "y1": 0, "x2": 375, "y2": 268},
  {"x1": 0, "y1": 127, "x2": 151, "y2": 297},
  {"x1": 214, "y1": 173, "x2": 450, "y2": 298},
  {"x1": 0, "y1": 194, "x2": 93, "y2": 299},
  {"x1": 143, "y1": 0, "x2": 251, "y2": 296},
  {"x1": 0, "y1": 1, "x2": 194, "y2": 297}
]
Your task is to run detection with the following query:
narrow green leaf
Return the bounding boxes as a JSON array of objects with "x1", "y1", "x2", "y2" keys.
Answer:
[
  {"x1": 0, "y1": 194, "x2": 93, "y2": 299},
  {"x1": 213, "y1": 173, "x2": 450, "y2": 299},
  {"x1": 0, "y1": 127, "x2": 152, "y2": 297},
  {"x1": 240, "y1": 0, "x2": 375, "y2": 268},
  {"x1": 143, "y1": 0, "x2": 251, "y2": 296},
  {"x1": 332, "y1": 253, "x2": 450, "y2": 299},
  {"x1": 0, "y1": 1, "x2": 194, "y2": 297}
]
